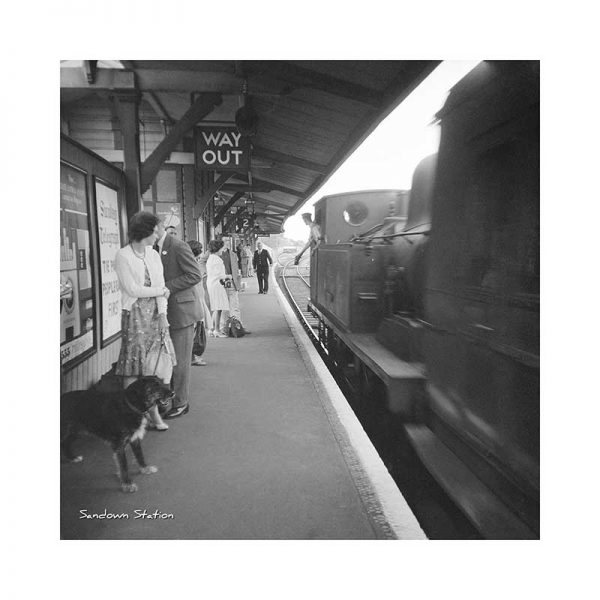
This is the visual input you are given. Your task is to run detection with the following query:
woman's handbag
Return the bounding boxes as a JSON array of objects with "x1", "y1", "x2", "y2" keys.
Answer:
[
  {"x1": 193, "y1": 320, "x2": 207, "y2": 356},
  {"x1": 144, "y1": 333, "x2": 174, "y2": 384}
]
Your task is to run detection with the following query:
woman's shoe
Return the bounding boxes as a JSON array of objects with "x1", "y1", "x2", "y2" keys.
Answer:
[
  {"x1": 191, "y1": 356, "x2": 207, "y2": 366},
  {"x1": 214, "y1": 332, "x2": 227, "y2": 338},
  {"x1": 148, "y1": 421, "x2": 169, "y2": 431}
]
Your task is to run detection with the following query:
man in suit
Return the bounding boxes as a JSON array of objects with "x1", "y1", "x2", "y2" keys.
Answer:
[
  {"x1": 155, "y1": 220, "x2": 203, "y2": 419},
  {"x1": 253, "y1": 241, "x2": 272, "y2": 294}
]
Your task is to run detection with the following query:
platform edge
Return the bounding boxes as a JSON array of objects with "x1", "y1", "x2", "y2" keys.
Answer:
[{"x1": 274, "y1": 280, "x2": 427, "y2": 540}]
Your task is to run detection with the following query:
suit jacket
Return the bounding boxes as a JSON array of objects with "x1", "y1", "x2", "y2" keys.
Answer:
[
  {"x1": 253, "y1": 249, "x2": 272, "y2": 270},
  {"x1": 159, "y1": 234, "x2": 203, "y2": 329}
]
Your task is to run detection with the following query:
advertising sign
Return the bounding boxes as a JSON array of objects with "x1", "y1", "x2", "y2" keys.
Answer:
[
  {"x1": 196, "y1": 125, "x2": 249, "y2": 171},
  {"x1": 156, "y1": 202, "x2": 183, "y2": 238},
  {"x1": 95, "y1": 180, "x2": 122, "y2": 343},
  {"x1": 60, "y1": 163, "x2": 95, "y2": 366}
]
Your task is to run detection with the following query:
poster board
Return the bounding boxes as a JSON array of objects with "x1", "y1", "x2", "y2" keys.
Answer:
[
  {"x1": 94, "y1": 179, "x2": 122, "y2": 345},
  {"x1": 156, "y1": 202, "x2": 183, "y2": 238},
  {"x1": 60, "y1": 162, "x2": 95, "y2": 366}
]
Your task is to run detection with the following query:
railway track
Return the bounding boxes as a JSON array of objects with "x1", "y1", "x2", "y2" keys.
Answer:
[
  {"x1": 278, "y1": 256, "x2": 321, "y2": 344},
  {"x1": 277, "y1": 258, "x2": 482, "y2": 539}
]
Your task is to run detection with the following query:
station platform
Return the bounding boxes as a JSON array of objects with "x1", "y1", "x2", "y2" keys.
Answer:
[{"x1": 60, "y1": 273, "x2": 425, "y2": 540}]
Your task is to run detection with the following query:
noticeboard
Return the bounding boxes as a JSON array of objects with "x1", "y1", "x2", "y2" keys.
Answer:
[
  {"x1": 95, "y1": 179, "x2": 122, "y2": 344},
  {"x1": 60, "y1": 162, "x2": 95, "y2": 366},
  {"x1": 195, "y1": 125, "x2": 249, "y2": 171}
]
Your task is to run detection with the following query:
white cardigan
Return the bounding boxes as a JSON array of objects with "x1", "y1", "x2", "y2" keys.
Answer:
[{"x1": 115, "y1": 245, "x2": 168, "y2": 315}]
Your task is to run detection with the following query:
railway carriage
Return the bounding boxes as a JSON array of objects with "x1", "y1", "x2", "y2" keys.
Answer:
[{"x1": 308, "y1": 61, "x2": 539, "y2": 538}]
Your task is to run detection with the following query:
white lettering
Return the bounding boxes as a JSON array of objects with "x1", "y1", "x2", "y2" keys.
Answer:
[
  {"x1": 219, "y1": 132, "x2": 233, "y2": 147},
  {"x1": 217, "y1": 150, "x2": 230, "y2": 165},
  {"x1": 201, "y1": 131, "x2": 221, "y2": 146},
  {"x1": 202, "y1": 150, "x2": 217, "y2": 165}
]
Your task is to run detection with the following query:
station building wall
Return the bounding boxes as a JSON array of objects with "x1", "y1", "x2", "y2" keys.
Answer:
[
  {"x1": 60, "y1": 125, "x2": 201, "y2": 392},
  {"x1": 60, "y1": 135, "x2": 126, "y2": 392},
  {"x1": 62, "y1": 98, "x2": 200, "y2": 244}
]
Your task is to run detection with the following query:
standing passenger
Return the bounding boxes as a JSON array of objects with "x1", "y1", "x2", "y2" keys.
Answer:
[
  {"x1": 253, "y1": 241, "x2": 273, "y2": 294},
  {"x1": 155, "y1": 220, "x2": 203, "y2": 419},
  {"x1": 206, "y1": 240, "x2": 232, "y2": 337},
  {"x1": 241, "y1": 243, "x2": 252, "y2": 277},
  {"x1": 220, "y1": 241, "x2": 251, "y2": 336},
  {"x1": 187, "y1": 240, "x2": 212, "y2": 366},
  {"x1": 114, "y1": 211, "x2": 174, "y2": 431},
  {"x1": 235, "y1": 244, "x2": 243, "y2": 276}
]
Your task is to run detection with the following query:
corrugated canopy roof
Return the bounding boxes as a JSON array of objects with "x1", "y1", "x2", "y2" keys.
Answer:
[{"x1": 60, "y1": 60, "x2": 439, "y2": 234}]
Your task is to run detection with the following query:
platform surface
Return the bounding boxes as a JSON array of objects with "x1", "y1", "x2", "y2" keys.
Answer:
[{"x1": 61, "y1": 274, "x2": 416, "y2": 540}]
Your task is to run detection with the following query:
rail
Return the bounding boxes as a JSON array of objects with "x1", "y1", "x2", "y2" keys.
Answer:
[{"x1": 279, "y1": 257, "x2": 320, "y2": 346}]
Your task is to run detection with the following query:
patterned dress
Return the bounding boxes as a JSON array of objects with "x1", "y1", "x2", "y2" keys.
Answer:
[{"x1": 116, "y1": 262, "x2": 176, "y2": 377}]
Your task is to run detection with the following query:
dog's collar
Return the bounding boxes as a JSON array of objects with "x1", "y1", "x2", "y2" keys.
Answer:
[{"x1": 123, "y1": 395, "x2": 148, "y2": 416}]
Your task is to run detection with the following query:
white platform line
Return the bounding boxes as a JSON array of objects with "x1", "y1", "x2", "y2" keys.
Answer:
[{"x1": 274, "y1": 279, "x2": 427, "y2": 540}]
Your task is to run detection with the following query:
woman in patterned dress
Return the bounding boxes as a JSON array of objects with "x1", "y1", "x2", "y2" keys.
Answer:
[{"x1": 114, "y1": 211, "x2": 175, "y2": 431}]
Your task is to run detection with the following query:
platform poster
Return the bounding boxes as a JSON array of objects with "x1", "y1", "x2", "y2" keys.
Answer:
[
  {"x1": 156, "y1": 202, "x2": 182, "y2": 238},
  {"x1": 95, "y1": 180, "x2": 122, "y2": 343},
  {"x1": 60, "y1": 163, "x2": 95, "y2": 366}
]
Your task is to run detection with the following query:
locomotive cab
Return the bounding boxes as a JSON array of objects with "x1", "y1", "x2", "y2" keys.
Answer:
[{"x1": 309, "y1": 189, "x2": 409, "y2": 333}]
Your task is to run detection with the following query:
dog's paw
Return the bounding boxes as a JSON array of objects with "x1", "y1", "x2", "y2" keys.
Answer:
[
  {"x1": 69, "y1": 456, "x2": 83, "y2": 463},
  {"x1": 140, "y1": 465, "x2": 158, "y2": 475},
  {"x1": 121, "y1": 482, "x2": 138, "y2": 493}
]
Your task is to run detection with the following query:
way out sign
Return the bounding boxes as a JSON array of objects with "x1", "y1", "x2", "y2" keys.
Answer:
[{"x1": 195, "y1": 125, "x2": 249, "y2": 171}]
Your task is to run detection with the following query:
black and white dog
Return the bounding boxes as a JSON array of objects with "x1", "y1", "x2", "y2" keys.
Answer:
[{"x1": 61, "y1": 376, "x2": 174, "y2": 493}]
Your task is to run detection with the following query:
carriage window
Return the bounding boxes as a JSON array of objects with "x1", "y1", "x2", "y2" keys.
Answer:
[{"x1": 343, "y1": 201, "x2": 369, "y2": 226}]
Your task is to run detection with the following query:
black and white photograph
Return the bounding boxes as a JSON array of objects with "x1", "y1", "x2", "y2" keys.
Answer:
[
  {"x1": 5, "y1": 1, "x2": 599, "y2": 598},
  {"x1": 58, "y1": 56, "x2": 540, "y2": 542}
]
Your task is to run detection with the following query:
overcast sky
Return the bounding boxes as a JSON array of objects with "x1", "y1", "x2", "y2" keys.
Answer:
[{"x1": 283, "y1": 60, "x2": 481, "y2": 241}]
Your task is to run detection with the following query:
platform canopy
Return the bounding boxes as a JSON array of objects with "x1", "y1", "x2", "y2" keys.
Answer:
[{"x1": 60, "y1": 60, "x2": 439, "y2": 234}]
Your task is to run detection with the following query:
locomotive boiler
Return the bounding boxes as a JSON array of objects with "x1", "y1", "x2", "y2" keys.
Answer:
[{"x1": 309, "y1": 61, "x2": 539, "y2": 539}]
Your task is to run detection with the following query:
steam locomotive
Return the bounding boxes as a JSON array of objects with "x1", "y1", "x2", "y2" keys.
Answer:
[{"x1": 308, "y1": 61, "x2": 539, "y2": 539}]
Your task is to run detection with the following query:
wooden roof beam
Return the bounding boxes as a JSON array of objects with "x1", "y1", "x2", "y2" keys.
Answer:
[
  {"x1": 215, "y1": 191, "x2": 244, "y2": 226},
  {"x1": 200, "y1": 172, "x2": 236, "y2": 210},
  {"x1": 120, "y1": 60, "x2": 174, "y2": 126},
  {"x1": 250, "y1": 198, "x2": 288, "y2": 213},
  {"x1": 145, "y1": 92, "x2": 174, "y2": 126},
  {"x1": 250, "y1": 177, "x2": 305, "y2": 198},
  {"x1": 83, "y1": 60, "x2": 98, "y2": 84},
  {"x1": 222, "y1": 182, "x2": 273, "y2": 194},
  {"x1": 245, "y1": 61, "x2": 382, "y2": 107},
  {"x1": 140, "y1": 92, "x2": 222, "y2": 193},
  {"x1": 250, "y1": 196, "x2": 293, "y2": 211},
  {"x1": 251, "y1": 145, "x2": 329, "y2": 174},
  {"x1": 120, "y1": 68, "x2": 282, "y2": 95},
  {"x1": 61, "y1": 67, "x2": 136, "y2": 90}
]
